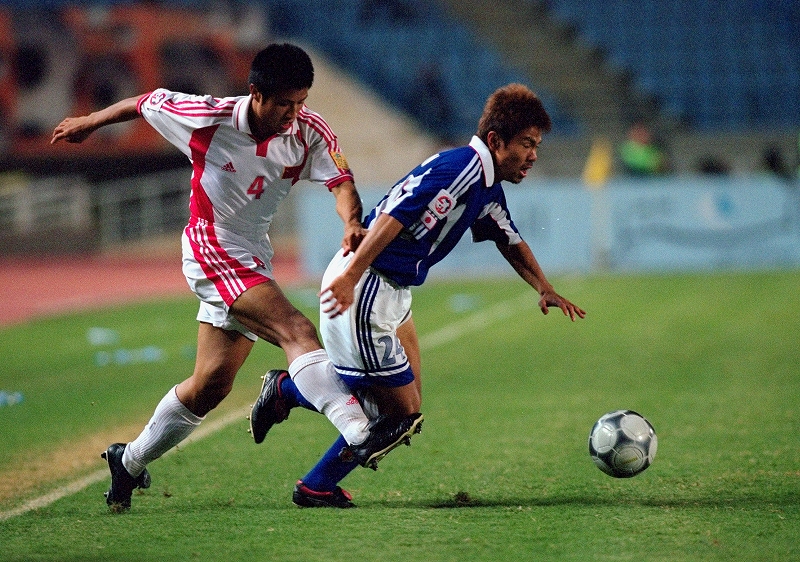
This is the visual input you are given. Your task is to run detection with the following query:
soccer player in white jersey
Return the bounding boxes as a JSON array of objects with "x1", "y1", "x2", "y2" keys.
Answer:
[
  {"x1": 251, "y1": 83, "x2": 586, "y2": 507},
  {"x1": 51, "y1": 43, "x2": 419, "y2": 512}
]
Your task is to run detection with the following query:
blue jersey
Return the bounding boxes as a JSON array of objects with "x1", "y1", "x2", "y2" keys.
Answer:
[{"x1": 366, "y1": 136, "x2": 523, "y2": 286}]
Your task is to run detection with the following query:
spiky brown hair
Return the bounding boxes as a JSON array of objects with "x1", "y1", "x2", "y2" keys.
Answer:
[{"x1": 477, "y1": 83, "x2": 552, "y2": 144}]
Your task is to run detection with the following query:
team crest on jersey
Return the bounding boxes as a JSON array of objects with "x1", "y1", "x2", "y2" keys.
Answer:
[
  {"x1": 421, "y1": 189, "x2": 455, "y2": 231},
  {"x1": 430, "y1": 190, "x2": 455, "y2": 218},
  {"x1": 147, "y1": 91, "x2": 168, "y2": 108},
  {"x1": 329, "y1": 150, "x2": 350, "y2": 171}
]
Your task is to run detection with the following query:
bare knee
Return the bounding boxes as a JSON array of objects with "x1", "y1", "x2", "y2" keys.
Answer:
[
  {"x1": 230, "y1": 282, "x2": 322, "y2": 355},
  {"x1": 277, "y1": 310, "x2": 323, "y2": 358},
  {"x1": 285, "y1": 310, "x2": 320, "y2": 343}
]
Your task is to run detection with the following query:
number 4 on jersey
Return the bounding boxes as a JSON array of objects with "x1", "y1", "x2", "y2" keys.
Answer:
[{"x1": 248, "y1": 176, "x2": 265, "y2": 199}]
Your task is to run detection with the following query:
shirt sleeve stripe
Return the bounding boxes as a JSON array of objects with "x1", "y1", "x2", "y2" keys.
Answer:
[{"x1": 298, "y1": 107, "x2": 339, "y2": 150}]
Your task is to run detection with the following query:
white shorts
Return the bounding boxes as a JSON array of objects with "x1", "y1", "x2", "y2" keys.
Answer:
[
  {"x1": 320, "y1": 249, "x2": 414, "y2": 389},
  {"x1": 182, "y1": 218, "x2": 274, "y2": 341}
]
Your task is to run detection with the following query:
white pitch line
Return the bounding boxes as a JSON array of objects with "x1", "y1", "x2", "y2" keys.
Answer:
[
  {"x1": 419, "y1": 291, "x2": 533, "y2": 351},
  {"x1": 0, "y1": 408, "x2": 246, "y2": 521},
  {"x1": 0, "y1": 290, "x2": 532, "y2": 521}
]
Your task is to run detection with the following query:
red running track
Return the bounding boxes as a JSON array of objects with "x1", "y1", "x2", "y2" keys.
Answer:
[{"x1": 0, "y1": 254, "x2": 305, "y2": 327}]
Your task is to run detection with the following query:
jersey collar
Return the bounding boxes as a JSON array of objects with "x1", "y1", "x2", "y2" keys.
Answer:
[
  {"x1": 469, "y1": 135, "x2": 495, "y2": 187},
  {"x1": 233, "y1": 96, "x2": 251, "y2": 133}
]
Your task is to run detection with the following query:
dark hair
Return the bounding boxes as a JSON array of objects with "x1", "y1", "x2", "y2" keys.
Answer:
[
  {"x1": 476, "y1": 83, "x2": 552, "y2": 143},
  {"x1": 248, "y1": 43, "x2": 314, "y2": 98}
]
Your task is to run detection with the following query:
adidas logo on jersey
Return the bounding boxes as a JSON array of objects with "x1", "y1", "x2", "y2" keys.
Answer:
[{"x1": 221, "y1": 161, "x2": 236, "y2": 173}]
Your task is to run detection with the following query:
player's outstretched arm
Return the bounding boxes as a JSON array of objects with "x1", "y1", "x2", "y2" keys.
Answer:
[
  {"x1": 496, "y1": 240, "x2": 586, "y2": 321},
  {"x1": 51, "y1": 95, "x2": 142, "y2": 145},
  {"x1": 320, "y1": 212, "x2": 404, "y2": 318}
]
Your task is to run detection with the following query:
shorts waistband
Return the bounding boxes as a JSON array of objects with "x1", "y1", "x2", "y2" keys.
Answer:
[{"x1": 368, "y1": 267, "x2": 407, "y2": 290}]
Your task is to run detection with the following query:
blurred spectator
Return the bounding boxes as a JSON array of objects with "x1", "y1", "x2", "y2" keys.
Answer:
[
  {"x1": 696, "y1": 154, "x2": 731, "y2": 175},
  {"x1": 618, "y1": 121, "x2": 670, "y2": 177},
  {"x1": 760, "y1": 144, "x2": 791, "y2": 180}
]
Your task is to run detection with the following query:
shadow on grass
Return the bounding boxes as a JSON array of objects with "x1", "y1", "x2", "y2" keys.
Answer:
[{"x1": 419, "y1": 490, "x2": 800, "y2": 510}]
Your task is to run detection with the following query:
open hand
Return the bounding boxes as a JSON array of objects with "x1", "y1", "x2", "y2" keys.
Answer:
[{"x1": 538, "y1": 290, "x2": 586, "y2": 321}]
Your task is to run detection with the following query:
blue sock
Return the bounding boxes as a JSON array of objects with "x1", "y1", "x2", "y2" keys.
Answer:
[
  {"x1": 300, "y1": 435, "x2": 359, "y2": 492},
  {"x1": 280, "y1": 375, "x2": 317, "y2": 412}
]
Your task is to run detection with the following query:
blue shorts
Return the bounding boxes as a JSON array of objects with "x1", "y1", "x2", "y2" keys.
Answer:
[{"x1": 339, "y1": 369, "x2": 415, "y2": 391}]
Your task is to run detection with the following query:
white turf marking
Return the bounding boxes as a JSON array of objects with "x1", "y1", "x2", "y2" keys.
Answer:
[
  {"x1": 419, "y1": 292, "x2": 532, "y2": 351},
  {"x1": 0, "y1": 409, "x2": 245, "y2": 521},
  {"x1": 0, "y1": 291, "x2": 532, "y2": 520}
]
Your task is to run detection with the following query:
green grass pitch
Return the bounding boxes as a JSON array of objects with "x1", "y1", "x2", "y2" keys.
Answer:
[{"x1": 0, "y1": 271, "x2": 798, "y2": 561}]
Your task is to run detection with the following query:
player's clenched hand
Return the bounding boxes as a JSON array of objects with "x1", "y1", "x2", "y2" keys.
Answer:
[
  {"x1": 51, "y1": 116, "x2": 97, "y2": 145},
  {"x1": 320, "y1": 273, "x2": 357, "y2": 318},
  {"x1": 538, "y1": 290, "x2": 586, "y2": 321},
  {"x1": 341, "y1": 224, "x2": 367, "y2": 256}
]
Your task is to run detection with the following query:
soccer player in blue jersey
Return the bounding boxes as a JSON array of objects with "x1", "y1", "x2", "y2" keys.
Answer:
[{"x1": 253, "y1": 83, "x2": 585, "y2": 507}]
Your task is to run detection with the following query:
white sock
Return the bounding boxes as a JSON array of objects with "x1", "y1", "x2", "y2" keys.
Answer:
[
  {"x1": 123, "y1": 385, "x2": 204, "y2": 477},
  {"x1": 289, "y1": 349, "x2": 370, "y2": 445}
]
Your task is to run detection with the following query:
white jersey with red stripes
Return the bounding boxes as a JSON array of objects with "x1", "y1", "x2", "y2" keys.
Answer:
[
  {"x1": 136, "y1": 88, "x2": 353, "y2": 320},
  {"x1": 137, "y1": 88, "x2": 353, "y2": 236}
]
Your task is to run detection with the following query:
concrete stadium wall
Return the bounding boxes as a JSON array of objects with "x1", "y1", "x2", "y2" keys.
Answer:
[{"x1": 296, "y1": 175, "x2": 800, "y2": 280}]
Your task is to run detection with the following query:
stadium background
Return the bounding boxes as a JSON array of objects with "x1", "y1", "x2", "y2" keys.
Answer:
[{"x1": 0, "y1": 0, "x2": 798, "y2": 323}]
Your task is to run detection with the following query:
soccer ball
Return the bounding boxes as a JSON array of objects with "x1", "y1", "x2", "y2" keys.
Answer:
[{"x1": 588, "y1": 410, "x2": 657, "y2": 478}]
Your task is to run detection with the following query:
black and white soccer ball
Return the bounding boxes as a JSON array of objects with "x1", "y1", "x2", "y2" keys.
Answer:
[{"x1": 588, "y1": 410, "x2": 657, "y2": 478}]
